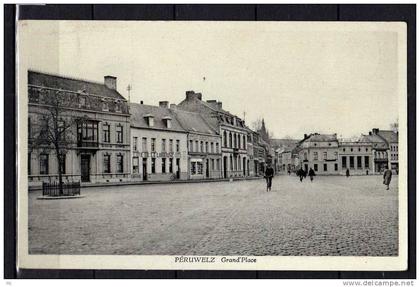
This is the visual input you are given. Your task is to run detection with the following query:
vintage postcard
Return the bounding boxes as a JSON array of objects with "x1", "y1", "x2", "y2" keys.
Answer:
[{"x1": 17, "y1": 21, "x2": 407, "y2": 270}]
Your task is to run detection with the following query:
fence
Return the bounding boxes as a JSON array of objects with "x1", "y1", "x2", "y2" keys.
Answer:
[{"x1": 42, "y1": 181, "x2": 81, "y2": 197}]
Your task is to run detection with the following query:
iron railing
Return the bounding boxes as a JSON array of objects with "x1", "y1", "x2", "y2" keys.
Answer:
[{"x1": 42, "y1": 181, "x2": 81, "y2": 196}]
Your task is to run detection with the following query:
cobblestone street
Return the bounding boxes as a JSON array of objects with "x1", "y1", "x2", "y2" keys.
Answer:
[{"x1": 28, "y1": 175, "x2": 398, "y2": 256}]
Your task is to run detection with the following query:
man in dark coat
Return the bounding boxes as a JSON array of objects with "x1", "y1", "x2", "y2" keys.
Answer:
[
  {"x1": 308, "y1": 168, "x2": 316, "y2": 182},
  {"x1": 346, "y1": 168, "x2": 350, "y2": 177},
  {"x1": 383, "y1": 168, "x2": 392, "y2": 190},
  {"x1": 265, "y1": 164, "x2": 275, "y2": 192},
  {"x1": 297, "y1": 167, "x2": 305, "y2": 182}
]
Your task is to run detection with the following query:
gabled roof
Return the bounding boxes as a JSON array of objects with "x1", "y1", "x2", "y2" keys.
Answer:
[
  {"x1": 172, "y1": 109, "x2": 218, "y2": 136},
  {"x1": 377, "y1": 130, "x2": 398, "y2": 144},
  {"x1": 130, "y1": 103, "x2": 185, "y2": 132},
  {"x1": 28, "y1": 70, "x2": 126, "y2": 100}
]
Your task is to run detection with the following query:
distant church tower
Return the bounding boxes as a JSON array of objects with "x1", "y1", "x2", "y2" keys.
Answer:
[{"x1": 259, "y1": 118, "x2": 270, "y2": 143}]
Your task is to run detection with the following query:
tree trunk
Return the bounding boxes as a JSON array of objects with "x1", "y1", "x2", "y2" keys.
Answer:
[{"x1": 56, "y1": 151, "x2": 63, "y2": 195}]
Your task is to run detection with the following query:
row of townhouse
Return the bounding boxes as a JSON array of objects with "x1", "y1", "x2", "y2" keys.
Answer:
[
  {"x1": 27, "y1": 71, "x2": 272, "y2": 186},
  {"x1": 276, "y1": 129, "x2": 399, "y2": 176}
]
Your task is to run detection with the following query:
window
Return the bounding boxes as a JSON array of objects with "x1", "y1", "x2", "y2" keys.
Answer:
[
  {"x1": 334, "y1": 163, "x2": 338, "y2": 171},
  {"x1": 79, "y1": 96, "x2": 86, "y2": 108},
  {"x1": 334, "y1": 152, "x2": 338, "y2": 160},
  {"x1": 211, "y1": 159, "x2": 215, "y2": 170},
  {"x1": 323, "y1": 152, "x2": 327, "y2": 160},
  {"x1": 190, "y1": 161, "x2": 203, "y2": 175},
  {"x1": 237, "y1": 135, "x2": 240, "y2": 148},
  {"x1": 357, "y1": 156, "x2": 362, "y2": 169},
  {"x1": 142, "y1": 137, "x2": 147, "y2": 151},
  {"x1": 102, "y1": 101, "x2": 109, "y2": 111},
  {"x1": 59, "y1": 154, "x2": 66, "y2": 174},
  {"x1": 115, "y1": 103, "x2": 121, "y2": 113},
  {"x1": 304, "y1": 152, "x2": 308, "y2": 160},
  {"x1": 223, "y1": 131, "x2": 227, "y2": 147},
  {"x1": 169, "y1": 158, "x2": 173, "y2": 173},
  {"x1": 103, "y1": 124, "x2": 110, "y2": 143},
  {"x1": 349, "y1": 156, "x2": 354, "y2": 169},
  {"x1": 116, "y1": 125, "x2": 123, "y2": 143},
  {"x1": 314, "y1": 164, "x2": 318, "y2": 171},
  {"x1": 133, "y1": 137, "x2": 138, "y2": 151},
  {"x1": 313, "y1": 152, "x2": 318, "y2": 161},
  {"x1": 189, "y1": 140, "x2": 193, "y2": 152},
  {"x1": 195, "y1": 141, "x2": 199, "y2": 152},
  {"x1": 116, "y1": 155, "x2": 123, "y2": 173},
  {"x1": 234, "y1": 133, "x2": 237, "y2": 148},
  {"x1": 365, "y1": 156, "x2": 370, "y2": 168},
  {"x1": 350, "y1": 148, "x2": 353, "y2": 152},
  {"x1": 200, "y1": 141, "x2": 204, "y2": 152},
  {"x1": 342, "y1": 156, "x2": 347, "y2": 169},
  {"x1": 103, "y1": 154, "x2": 111, "y2": 173},
  {"x1": 211, "y1": 142, "x2": 214, "y2": 153},
  {"x1": 132, "y1": 157, "x2": 139, "y2": 174},
  {"x1": 205, "y1": 142, "x2": 209, "y2": 153},
  {"x1": 151, "y1": 158, "x2": 156, "y2": 173},
  {"x1": 243, "y1": 135, "x2": 246, "y2": 149},
  {"x1": 151, "y1": 138, "x2": 156, "y2": 152},
  {"x1": 216, "y1": 159, "x2": 220, "y2": 170},
  {"x1": 176, "y1": 140, "x2": 180, "y2": 152},
  {"x1": 366, "y1": 148, "x2": 369, "y2": 152},
  {"x1": 169, "y1": 139, "x2": 173, "y2": 152},
  {"x1": 39, "y1": 154, "x2": 49, "y2": 175},
  {"x1": 229, "y1": 133, "x2": 232, "y2": 148},
  {"x1": 216, "y1": 143, "x2": 219, "y2": 153},
  {"x1": 162, "y1": 158, "x2": 166, "y2": 173},
  {"x1": 324, "y1": 164, "x2": 327, "y2": 171},
  {"x1": 161, "y1": 139, "x2": 166, "y2": 152},
  {"x1": 77, "y1": 121, "x2": 98, "y2": 143},
  {"x1": 343, "y1": 148, "x2": 346, "y2": 152}
]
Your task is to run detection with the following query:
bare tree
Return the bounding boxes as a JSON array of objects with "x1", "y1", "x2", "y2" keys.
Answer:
[{"x1": 29, "y1": 89, "x2": 80, "y2": 194}]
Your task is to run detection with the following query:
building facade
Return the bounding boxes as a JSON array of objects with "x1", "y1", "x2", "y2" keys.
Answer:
[
  {"x1": 360, "y1": 129, "x2": 390, "y2": 174},
  {"x1": 171, "y1": 107, "x2": 223, "y2": 179},
  {"x1": 338, "y1": 140, "x2": 373, "y2": 175},
  {"x1": 177, "y1": 91, "x2": 250, "y2": 178},
  {"x1": 376, "y1": 130, "x2": 399, "y2": 174},
  {"x1": 297, "y1": 133, "x2": 340, "y2": 175},
  {"x1": 28, "y1": 71, "x2": 131, "y2": 186},
  {"x1": 130, "y1": 102, "x2": 188, "y2": 181}
]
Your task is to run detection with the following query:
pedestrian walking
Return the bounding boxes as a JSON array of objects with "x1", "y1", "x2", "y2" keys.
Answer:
[
  {"x1": 297, "y1": 167, "x2": 305, "y2": 182},
  {"x1": 383, "y1": 168, "x2": 392, "y2": 190},
  {"x1": 346, "y1": 168, "x2": 350, "y2": 177},
  {"x1": 265, "y1": 164, "x2": 275, "y2": 192},
  {"x1": 308, "y1": 168, "x2": 316, "y2": 182}
]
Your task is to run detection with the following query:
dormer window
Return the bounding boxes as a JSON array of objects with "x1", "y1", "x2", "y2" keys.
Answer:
[
  {"x1": 79, "y1": 96, "x2": 86, "y2": 108},
  {"x1": 144, "y1": 114, "x2": 154, "y2": 127},
  {"x1": 163, "y1": 116, "x2": 172, "y2": 129},
  {"x1": 102, "y1": 100, "x2": 109, "y2": 111},
  {"x1": 115, "y1": 100, "x2": 122, "y2": 113}
]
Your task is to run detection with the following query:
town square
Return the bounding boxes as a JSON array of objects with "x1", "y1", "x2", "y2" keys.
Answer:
[{"x1": 29, "y1": 175, "x2": 398, "y2": 256}]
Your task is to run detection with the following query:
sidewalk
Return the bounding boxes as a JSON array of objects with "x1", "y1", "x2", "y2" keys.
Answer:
[{"x1": 28, "y1": 175, "x2": 264, "y2": 191}]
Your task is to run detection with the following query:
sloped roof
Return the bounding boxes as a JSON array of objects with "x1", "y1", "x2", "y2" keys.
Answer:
[
  {"x1": 377, "y1": 130, "x2": 398, "y2": 144},
  {"x1": 306, "y1": 133, "x2": 338, "y2": 142},
  {"x1": 28, "y1": 70, "x2": 126, "y2": 100},
  {"x1": 172, "y1": 109, "x2": 218, "y2": 135},
  {"x1": 359, "y1": 134, "x2": 388, "y2": 148},
  {"x1": 130, "y1": 103, "x2": 185, "y2": 132}
]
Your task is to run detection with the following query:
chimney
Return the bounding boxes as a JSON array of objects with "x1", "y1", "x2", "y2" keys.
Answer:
[
  {"x1": 369, "y1": 132, "x2": 372, "y2": 136},
  {"x1": 217, "y1": 101, "x2": 223, "y2": 109},
  {"x1": 185, "y1": 90, "x2": 202, "y2": 101},
  {"x1": 372, "y1": 128, "x2": 379, "y2": 134},
  {"x1": 104, "y1": 76, "x2": 117, "y2": 90},
  {"x1": 140, "y1": 100, "x2": 144, "y2": 105},
  {"x1": 159, "y1": 101, "x2": 169, "y2": 109}
]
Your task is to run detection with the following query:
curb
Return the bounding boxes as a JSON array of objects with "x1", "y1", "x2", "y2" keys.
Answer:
[{"x1": 36, "y1": 195, "x2": 86, "y2": 200}]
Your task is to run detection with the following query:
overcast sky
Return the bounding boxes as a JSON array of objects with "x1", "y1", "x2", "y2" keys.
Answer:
[{"x1": 19, "y1": 21, "x2": 403, "y2": 139}]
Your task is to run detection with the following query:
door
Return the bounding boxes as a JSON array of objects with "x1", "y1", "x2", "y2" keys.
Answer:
[
  {"x1": 206, "y1": 159, "x2": 209, "y2": 178},
  {"x1": 81, "y1": 155, "x2": 90, "y2": 182},
  {"x1": 142, "y1": 158, "x2": 148, "y2": 181},
  {"x1": 243, "y1": 158, "x2": 246, "y2": 176},
  {"x1": 176, "y1": 158, "x2": 180, "y2": 179},
  {"x1": 223, "y1": 156, "x2": 227, "y2": 178}
]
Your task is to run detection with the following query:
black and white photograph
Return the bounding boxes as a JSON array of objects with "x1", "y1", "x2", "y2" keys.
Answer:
[{"x1": 16, "y1": 20, "x2": 407, "y2": 271}]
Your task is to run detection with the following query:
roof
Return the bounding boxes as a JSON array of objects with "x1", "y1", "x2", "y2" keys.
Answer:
[
  {"x1": 377, "y1": 130, "x2": 398, "y2": 144},
  {"x1": 130, "y1": 103, "x2": 185, "y2": 132},
  {"x1": 305, "y1": 133, "x2": 338, "y2": 142},
  {"x1": 28, "y1": 70, "x2": 126, "y2": 100},
  {"x1": 359, "y1": 134, "x2": 388, "y2": 148},
  {"x1": 172, "y1": 109, "x2": 218, "y2": 136}
]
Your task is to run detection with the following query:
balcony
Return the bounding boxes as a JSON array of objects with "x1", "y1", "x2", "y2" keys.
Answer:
[{"x1": 77, "y1": 140, "x2": 99, "y2": 149}]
